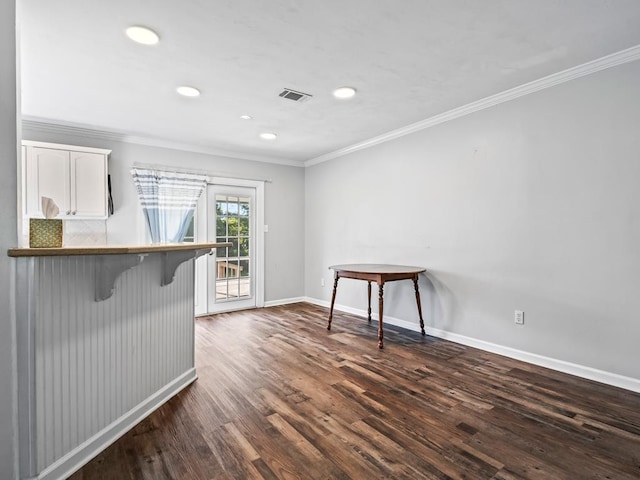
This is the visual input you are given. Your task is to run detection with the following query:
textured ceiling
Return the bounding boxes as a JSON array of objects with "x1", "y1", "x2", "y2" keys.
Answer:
[{"x1": 18, "y1": 0, "x2": 640, "y2": 165}]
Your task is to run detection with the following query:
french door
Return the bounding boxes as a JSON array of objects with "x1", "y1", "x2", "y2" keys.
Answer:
[{"x1": 194, "y1": 179, "x2": 264, "y2": 315}]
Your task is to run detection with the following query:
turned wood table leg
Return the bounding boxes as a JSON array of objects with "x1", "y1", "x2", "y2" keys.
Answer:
[
  {"x1": 367, "y1": 281, "x2": 372, "y2": 323},
  {"x1": 413, "y1": 275, "x2": 425, "y2": 335},
  {"x1": 327, "y1": 274, "x2": 339, "y2": 331},
  {"x1": 377, "y1": 282, "x2": 384, "y2": 349}
]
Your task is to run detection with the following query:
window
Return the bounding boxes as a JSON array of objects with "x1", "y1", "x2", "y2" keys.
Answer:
[
  {"x1": 215, "y1": 194, "x2": 251, "y2": 299},
  {"x1": 183, "y1": 215, "x2": 195, "y2": 243}
]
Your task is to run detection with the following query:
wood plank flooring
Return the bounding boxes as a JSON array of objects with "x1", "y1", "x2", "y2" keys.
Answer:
[{"x1": 70, "y1": 303, "x2": 640, "y2": 479}]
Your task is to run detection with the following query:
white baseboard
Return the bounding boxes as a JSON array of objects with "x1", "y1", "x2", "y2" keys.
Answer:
[
  {"x1": 38, "y1": 368, "x2": 198, "y2": 480},
  {"x1": 303, "y1": 297, "x2": 640, "y2": 394},
  {"x1": 264, "y1": 296, "x2": 306, "y2": 307}
]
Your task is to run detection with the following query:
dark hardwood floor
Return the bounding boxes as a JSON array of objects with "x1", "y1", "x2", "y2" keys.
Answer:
[{"x1": 70, "y1": 303, "x2": 640, "y2": 479}]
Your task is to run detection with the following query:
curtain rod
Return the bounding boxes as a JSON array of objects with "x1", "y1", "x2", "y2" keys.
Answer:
[{"x1": 131, "y1": 163, "x2": 273, "y2": 183}]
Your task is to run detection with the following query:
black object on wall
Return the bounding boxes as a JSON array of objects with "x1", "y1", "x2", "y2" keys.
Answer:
[{"x1": 108, "y1": 174, "x2": 114, "y2": 215}]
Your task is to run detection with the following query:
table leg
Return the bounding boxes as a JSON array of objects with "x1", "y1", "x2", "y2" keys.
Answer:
[
  {"x1": 367, "y1": 281, "x2": 372, "y2": 323},
  {"x1": 413, "y1": 275, "x2": 425, "y2": 335},
  {"x1": 377, "y1": 282, "x2": 384, "y2": 349},
  {"x1": 327, "y1": 274, "x2": 339, "y2": 331}
]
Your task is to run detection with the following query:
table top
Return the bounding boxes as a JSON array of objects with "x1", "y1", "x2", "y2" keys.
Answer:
[
  {"x1": 8, "y1": 242, "x2": 232, "y2": 257},
  {"x1": 329, "y1": 264, "x2": 425, "y2": 274}
]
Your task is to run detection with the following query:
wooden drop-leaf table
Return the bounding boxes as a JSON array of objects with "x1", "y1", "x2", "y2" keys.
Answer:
[{"x1": 327, "y1": 264, "x2": 426, "y2": 348}]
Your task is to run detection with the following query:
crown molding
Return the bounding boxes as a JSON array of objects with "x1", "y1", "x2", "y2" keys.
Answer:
[
  {"x1": 305, "y1": 44, "x2": 640, "y2": 167},
  {"x1": 21, "y1": 44, "x2": 640, "y2": 170},
  {"x1": 21, "y1": 118, "x2": 305, "y2": 168}
]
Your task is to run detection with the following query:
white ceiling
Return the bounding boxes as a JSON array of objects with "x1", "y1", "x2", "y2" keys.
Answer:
[{"x1": 19, "y1": 0, "x2": 640, "y2": 165}]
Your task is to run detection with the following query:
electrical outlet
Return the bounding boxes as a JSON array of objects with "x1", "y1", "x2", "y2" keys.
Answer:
[
  {"x1": 321, "y1": 278, "x2": 325, "y2": 287},
  {"x1": 514, "y1": 310, "x2": 524, "y2": 325}
]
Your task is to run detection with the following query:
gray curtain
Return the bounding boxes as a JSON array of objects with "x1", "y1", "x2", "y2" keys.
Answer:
[{"x1": 131, "y1": 168, "x2": 207, "y2": 243}]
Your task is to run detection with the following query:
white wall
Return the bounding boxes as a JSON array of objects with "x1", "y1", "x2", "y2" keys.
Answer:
[
  {"x1": 305, "y1": 59, "x2": 640, "y2": 382},
  {"x1": 19, "y1": 129, "x2": 306, "y2": 302},
  {"x1": 0, "y1": 1, "x2": 18, "y2": 477}
]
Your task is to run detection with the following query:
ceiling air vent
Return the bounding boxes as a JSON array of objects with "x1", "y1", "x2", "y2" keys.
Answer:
[{"x1": 278, "y1": 88, "x2": 312, "y2": 102}]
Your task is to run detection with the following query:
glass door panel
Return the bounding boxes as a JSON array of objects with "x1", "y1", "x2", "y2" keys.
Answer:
[{"x1": 207, "y1": 185, "x2": 255, "y2": 311}]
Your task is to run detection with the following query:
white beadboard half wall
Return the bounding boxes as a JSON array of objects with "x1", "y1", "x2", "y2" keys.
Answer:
[{"x1": 14, "y1": 253, "x2": 198, "y2": 480}]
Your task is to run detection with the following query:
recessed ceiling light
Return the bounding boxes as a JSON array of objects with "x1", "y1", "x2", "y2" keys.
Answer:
[
  {"x1": 176, "y1": 86, "x2": 200, "y2": 97},
  {"x1": 333, "y1": 86, "x2": 357, "y2": 99},
  {"x1": 240, "y1": 115, "x2": 252, "y2": 120},
  {"x1": 125, "y1": 26, "x2": 159, "y2": 45},
  {"x1": 259, "y1": 132, "x2": 277, "y2": 140}
]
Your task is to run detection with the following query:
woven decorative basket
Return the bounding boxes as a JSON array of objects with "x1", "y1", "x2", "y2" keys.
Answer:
[{"x1": 29, "y1": 218, "x2": 63, "y2": 248}]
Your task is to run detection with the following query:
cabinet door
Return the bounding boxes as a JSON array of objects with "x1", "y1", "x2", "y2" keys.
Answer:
[
  {"x1": 70, "y1": 151, "x2": 107, "y2": 218},
  {"x1": 26, "y1": 147, "x2": 71, "y2": 217}
]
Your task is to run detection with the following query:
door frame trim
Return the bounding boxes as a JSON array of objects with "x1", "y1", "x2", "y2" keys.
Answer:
[{"x1": 207, "y1": 177, "x2": 264, "y2": 310}]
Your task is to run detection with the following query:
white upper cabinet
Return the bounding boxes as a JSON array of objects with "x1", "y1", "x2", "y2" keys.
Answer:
[
  {"x1": 70, "y1": 151, "x2": 108, "y2": 217},
  {"x1": 23, "y1": 141, "x2": 111, "y2": 219}
]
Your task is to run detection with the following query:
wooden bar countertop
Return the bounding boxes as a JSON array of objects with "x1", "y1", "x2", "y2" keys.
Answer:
[{"x1": 7, "y1": 242, "x2": 232, "y2": 257}]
